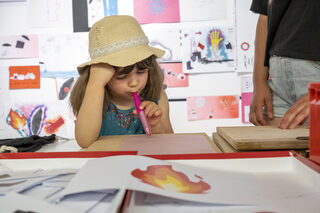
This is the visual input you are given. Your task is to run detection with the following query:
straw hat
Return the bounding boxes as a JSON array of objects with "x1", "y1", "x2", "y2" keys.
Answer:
[{"x1": 77, "y1": 15, "x2": 165, "y2": 74}]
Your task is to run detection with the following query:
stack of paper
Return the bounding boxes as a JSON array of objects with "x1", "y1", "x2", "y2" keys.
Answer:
[{"x1": 0, "y1": 155, "x2": 319, "y2": 212}]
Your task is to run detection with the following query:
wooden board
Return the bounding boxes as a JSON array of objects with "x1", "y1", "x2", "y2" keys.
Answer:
[
  {"x1": 212, "y1": 133, "x2": 237, "y2": 153},
  {"x1": 216, "y1": 126, "x2": 309, "y2": 150},
  {"x1": 212, "y1": 132, "x2": 309, "y2": 157}
]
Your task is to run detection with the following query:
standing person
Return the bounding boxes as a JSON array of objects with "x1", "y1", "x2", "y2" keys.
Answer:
[
  {"x1": 249, "y1": 0, "x2": 320, "y2": 129},
  {"x1": 70, "y1": 15, "x2": 173, "y2": 148}
]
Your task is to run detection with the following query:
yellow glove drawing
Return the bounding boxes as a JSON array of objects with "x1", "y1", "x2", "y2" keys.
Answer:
[{"x1": 210, "y1": 31, "x2": 223, "y2": 51}]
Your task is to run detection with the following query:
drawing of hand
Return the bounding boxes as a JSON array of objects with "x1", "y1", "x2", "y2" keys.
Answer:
[{"x1": 210, "y1": 31, "x2": 223, "y2": 51}]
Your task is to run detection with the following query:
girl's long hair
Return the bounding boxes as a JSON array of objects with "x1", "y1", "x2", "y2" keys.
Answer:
[{"x1": 69, "y1": 55, "x2": 164, "y2": 116}]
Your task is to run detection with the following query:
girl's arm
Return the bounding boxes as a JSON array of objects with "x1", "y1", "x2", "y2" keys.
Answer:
[{"x1": 75, "y1": 64, "x2": 115, "y2": 148}]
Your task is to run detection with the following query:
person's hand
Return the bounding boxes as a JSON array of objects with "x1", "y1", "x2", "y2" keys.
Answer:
[
  {"x1": 279, "y1": 94, "x2": 309, "y2": 129},
  {"x1": 134, "y1": 101, "x2": 162, "y2": 126},
  {"x1": 89, "y1": 63, "x2": 115, "y2": 87},
  {"x1": 249, "y1": 83, "x2": 273, "y2": 125}
]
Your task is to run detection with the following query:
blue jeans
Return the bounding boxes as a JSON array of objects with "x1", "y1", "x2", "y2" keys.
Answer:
[{"x1": 267, "y1": 56, "x2": 320, "y2": 117}]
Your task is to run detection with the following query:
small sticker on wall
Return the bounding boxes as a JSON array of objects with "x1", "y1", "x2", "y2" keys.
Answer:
[{"x1": 9, "y1": 65, "x2": 40, "y2": 89}]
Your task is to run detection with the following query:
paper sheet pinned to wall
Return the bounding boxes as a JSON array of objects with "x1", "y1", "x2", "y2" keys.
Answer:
[
  {"x1": 181, "y1": 25, "x2": 235, "y2": 73},
  {"x1": 187, "y1": 95, "x2": 239, "y2": 121},
  {"x1": 0, "y1": 35, "x2": 38, "y2": 59},
  {"x1": 3, "y1": 101, "x2": 75, "y2": 139}
]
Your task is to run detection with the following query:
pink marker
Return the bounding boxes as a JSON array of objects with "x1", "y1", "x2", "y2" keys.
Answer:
[{"x1": 132, "y1": 92, "x2": 152, "y2": 136}]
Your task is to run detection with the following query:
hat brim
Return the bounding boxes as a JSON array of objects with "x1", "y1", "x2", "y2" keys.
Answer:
[{"x1": 77, "y1": 45, "x2": 165, "y2": 75}]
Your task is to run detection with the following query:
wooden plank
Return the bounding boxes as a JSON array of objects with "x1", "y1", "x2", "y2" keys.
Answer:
[
  {"x1": 212, "y1": 132, "x2": 308, "y2": 157},
  {"x1": 212, "y1": 133, "x2": 237, "y2": 153},
  {"x1": 216, "y1": 126, "x2": 309, "y2": 150}
]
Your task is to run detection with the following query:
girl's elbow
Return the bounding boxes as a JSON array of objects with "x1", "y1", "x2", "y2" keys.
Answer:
[{"x1": 75, "y1": 135, "x2": 95, "y2": 148}]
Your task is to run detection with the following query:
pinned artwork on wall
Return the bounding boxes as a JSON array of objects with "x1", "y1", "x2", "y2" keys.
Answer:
[
  {"x1": 55, "y1": 77, "x2": 76, "y2": 101},
  {"x1": 4, "y1": 101, "x2": 75, "y2": 139},
  {"x1": 142, "y1": 25, "x2": 182, "y2": 62},
  {"x1": 179, "y1": 0, "x2": 228, "y2": 22},
  {"x1": 181, "y1": 25, "x2": 235, "y2": 73},
  {"x1": 38, "y1": 33, "x2": 89, "y2": 78},
  {"x1": 133, "y1": 0, "x2": 180, "y2": 24},
  {"x1": 27, "y1": 0, "x2": 72, "y2": 28},
  {"x1": 87, "y1": 0, "x2": 118, "y2": 28},
  {"x1": 187, "y1": 95, "x2": 239, "y2": 121},
  {"x1": 160, "y1": 62, "x2": 188, "y2": 87},
  {"x1": 0, "y1": 35, "x2": 38, "y2": 59},
  {"x1": 235, "y1": 0, "x2": 258, "y2": 72},
  {"x1": 9, "y1": 66, "x2": 40, "y2": 89},
  {"x1": 241, "y1": 75, "x2": 253, "y2": 123}
]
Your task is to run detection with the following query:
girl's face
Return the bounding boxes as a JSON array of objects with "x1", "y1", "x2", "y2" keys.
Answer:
[{"x1": 108, "y1": 66, "x2": 149, "y2": 101}]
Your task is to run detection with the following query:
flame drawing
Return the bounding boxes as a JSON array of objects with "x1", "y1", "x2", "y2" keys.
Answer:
[
  {"x1": 131, "y1": 165, "x2": 211, "y2": 194},
  {"x1": 7, "y1": 109, "x2": 26, "y2": 130},
  {"x1": 44, "y1": 116, "x2": 65, "y2": 134}
]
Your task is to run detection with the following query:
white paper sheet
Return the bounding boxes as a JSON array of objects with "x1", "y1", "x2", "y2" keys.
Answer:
[
  {"x1": 235, "y1": 0, "x2": 258, "y2": 72},
  {"x1": 0, "y1": 192, "x2": 78, "y2": 213},
  {"x1": 58, "y1": 155, "x2": 259, "y2": 205},
  {"x1": 38, "y1": 33, "x2": 88, "y2": 75},
  {"x1": 27, "y1": 0, "x2": 72, "y2": 28},
  {"x1": 142, "y1": 24, "x2": 182, "y2": 62},
  {"x1": 127, "y1": 191, "x2": 264, "y2": 213},
  {"x1": 179, "y1": 0, "x2": 228, "y2": 22}
]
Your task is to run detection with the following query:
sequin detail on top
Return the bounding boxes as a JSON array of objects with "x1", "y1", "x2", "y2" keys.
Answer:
[
  {"x1": 110, "y1": 103, "x2": 137, "y2": 128},
  {"x1": 99, "y1": 103, "x2": 145, "y2": 136}
]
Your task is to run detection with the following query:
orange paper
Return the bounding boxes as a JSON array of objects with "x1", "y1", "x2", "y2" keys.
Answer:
[{"x1": 9, "y1": 66, "x2": 40, "y2": 89}]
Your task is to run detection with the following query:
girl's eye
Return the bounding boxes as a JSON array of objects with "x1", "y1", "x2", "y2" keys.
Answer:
[
  {"x1": 137, "y1": 69, "x2": 148, "y2": 74},
  {"x1": 116, "y1": 74, "x2": 127, "y2": 80}
]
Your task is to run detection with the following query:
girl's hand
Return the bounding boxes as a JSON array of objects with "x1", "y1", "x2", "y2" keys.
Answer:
[
  {"x1": 89, "y1": 63, "x2": 115, "y2": 87},
  {"x1": 134, "y1": 101, "x2": 162, "y2": 126}
]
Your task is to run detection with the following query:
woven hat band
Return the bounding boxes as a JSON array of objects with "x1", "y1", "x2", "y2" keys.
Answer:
[{"x1": 89, "y1": 36, "x2": 149, "y2": 59}]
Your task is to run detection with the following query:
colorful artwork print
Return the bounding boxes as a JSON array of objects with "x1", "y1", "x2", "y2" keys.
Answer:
[
  {"x1": 187, "y1": 96, "x2": 239, "y2": 121},
  {"x1": 134, "y1": 0, "x2": 180, "y2": 24},
  {"x1": 9, "y1": 66, "x2": 40, "y2": 89},
  {"x1": 0, "y1": 35, "x2": 38, "y2": 59},
  {"x1": 182, "y1": 26, "x2": 235, "y2": 73},
  {"x1": 6, "y1": 104, "x2": 65, "y2": 137},
  {"x1": 131, "y1": 165, "x2": 211, "y2": 193},
  {"x1": 160, "y1": 63, "x2": 188, "y2": 87}
]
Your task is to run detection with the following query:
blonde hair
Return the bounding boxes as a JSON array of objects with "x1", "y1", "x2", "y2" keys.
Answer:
[{"x1": 69, "y1": 55, "x2": 163, "y2": 116}]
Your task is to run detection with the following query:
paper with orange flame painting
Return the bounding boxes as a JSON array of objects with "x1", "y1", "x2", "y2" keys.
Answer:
[{"x1": 57, "y1": 155, "x2": 275, "y2": 206}]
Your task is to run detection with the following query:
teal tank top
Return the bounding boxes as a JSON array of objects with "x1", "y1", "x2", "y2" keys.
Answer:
[{"x1": 99, "y1": 103, "x2": 145, "y2": 136}]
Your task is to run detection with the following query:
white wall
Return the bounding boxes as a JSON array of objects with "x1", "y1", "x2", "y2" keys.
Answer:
[{"x1": 0, "y1": 0, "x2": 256, "y2": 139}]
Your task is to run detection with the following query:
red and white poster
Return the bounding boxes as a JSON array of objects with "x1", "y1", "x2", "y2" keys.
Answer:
[
  {"x1": 160, "y1": 62, "x2": 188, "y2": 87},
  {"x1": 9, "y1": 66, "x2": 40, "y2": 89}
]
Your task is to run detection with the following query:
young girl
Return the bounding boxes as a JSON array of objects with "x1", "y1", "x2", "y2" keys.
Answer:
[{"x1": 70, "y1": 15, "x2": 173, "y2": 148}]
